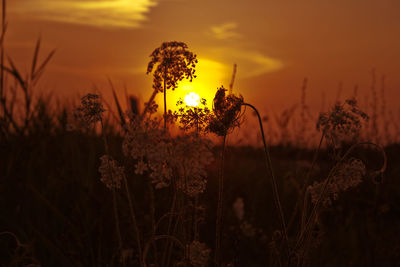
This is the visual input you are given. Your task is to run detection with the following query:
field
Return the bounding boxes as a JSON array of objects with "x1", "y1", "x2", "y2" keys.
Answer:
[{"x1": 1, "y1": 3, "x2": 400, "y2": 267}]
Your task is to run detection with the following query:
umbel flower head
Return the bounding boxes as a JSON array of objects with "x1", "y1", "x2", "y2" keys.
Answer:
[
  {"x1": 308, "y1": 157, "x2": 366, "y2": 207},
  {"x1": 99, "y1": 154, "x2": 124, "y2": 190},
  {"x1": 122, "y1": 114, "x2": 173, "y2": 189},
  {"x1": 207, "y1": 86, "x2": 244, "y2": 136},
  {"x1": 73, "y1": 94, "x2": 105, "y2": 128},
  {"x1": 123, "y1": 115, "x2": 213, "y2": 194},
  {"x1": 316, "y1": 98, "x2": 368, "y2": 145},
  {"x1": 174, "y1": 97, "x2": 211, "y2": 132},
  {"x1": 171, "y1": 133, "x2": 214, "y2": 197},
  {"x1": 146, "y1": 41, "x2": 197, "y2": 93}
]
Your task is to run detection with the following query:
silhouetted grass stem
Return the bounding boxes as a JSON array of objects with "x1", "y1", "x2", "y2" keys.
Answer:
[
  {"x1": 215, "y1": 134, "x2": 226, "y2": 267},
  {"x1": 243, "y1": 102, "x2": 290, "y2": 258}
]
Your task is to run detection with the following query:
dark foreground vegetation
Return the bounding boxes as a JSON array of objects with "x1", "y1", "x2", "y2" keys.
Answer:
[{"x1": 1, "y1": 124, "x2": 400, "y2": 266}]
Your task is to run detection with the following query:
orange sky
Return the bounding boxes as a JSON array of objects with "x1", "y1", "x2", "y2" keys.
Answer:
[{"x1": 5, "y1": 0, "x2": 400, "y2": 115}]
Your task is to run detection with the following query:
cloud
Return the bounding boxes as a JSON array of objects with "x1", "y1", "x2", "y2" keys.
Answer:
[
  {"x1": 210, "y1": 22, "x2": 241, "y2": 40},
  {"x1": 10, "y1": 0, "x2": 158, "y2": 28},
  {"x1": 206, "y1": 47, "x2": 283, "y2": 78}
]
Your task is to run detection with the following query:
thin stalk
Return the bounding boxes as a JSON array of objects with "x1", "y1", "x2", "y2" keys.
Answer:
[
  {"x1": 0, "y1": 0, "x2": 5, "y2": 98},
  {"x1": 161, "y1": 176, "x2": 177, "y2": 267},
  {"x1": 295, "y1": 142, "x2": 387, "y2": 251},
  {"x1": 122, "y1": 174, "x2": 144, "y2": 267},
  {"x1": 147, "y1": 181, "x2": 159, "y2": 266},
  {"x1": 100, "y1": 119, "x2": 124, "y2": 267},
  {"x1": 299, "y1": 134, "x2": 324, "y2": 231},
  {"x1": 215, "y1": 134, "x2": 227, "y2": 267},
  {"x1": 163, "y1": 67, "x2": 167, "y2": 129},
  {"x1": 143, "y1": 235, "x2": 185, "y2": 267},
  {"x1": 243, "y1": 103, "x2": 290, "y2": 258}
]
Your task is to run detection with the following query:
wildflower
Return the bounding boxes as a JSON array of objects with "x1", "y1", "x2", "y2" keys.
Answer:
[
  {"x1": 122, "y1": 115, "x2": 173, "y2": 189},
  {"x1": 189, "y1": 241, "x2": 211, "y2": 267},
  {"x1": 171, "y1": 133, "x2": 214, "y2": 197},
  {"x1": 316, "y1": 98, "x2": 368, "y2": 145},
  {"x1": 147, "y1": 41, "x2": 197, "y2": 127},
  {"x1": 147, "y1": 41, "x2": 197, "y2": 93},
  {"x1": 207, "y1": 86, "x2": 243, "y2": 136},
  {"x1": 174, "y1": 97, "x2": 211, "y2": 132},
  {"x1": 308, "y1": 158, "x2": 366, "y2": 206},
  {"x1": 99, "y1": 154, "x2": 124, "y2": 190},
  {"x1": 73, "y1": 94, "x2": 104, "y2": 128}
]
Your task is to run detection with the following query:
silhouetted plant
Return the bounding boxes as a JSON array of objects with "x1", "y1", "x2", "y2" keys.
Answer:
[
  {"x1": 174, "y1": 97, "x2": 210, "y2": 132},
  {"x1": 146, "y1": 41, "x2": 197, "y2": 128},
  {"x1": 208, "y1": 86, "x2": 243, "y2": 266}
]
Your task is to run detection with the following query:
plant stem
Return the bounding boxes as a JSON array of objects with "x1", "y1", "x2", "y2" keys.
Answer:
[
  {"x1": 243, "y1": 103, "x2": 290, "y2": 259},
  {"x1": 164, "y1": 67, "x2": 167, "y2": 129},
  {"x1": 295, "y1": 142, "x2": 387, "y2": 252},
  {"x1": 215, "y1": 134, "x2": 226, "y2": 267},
  {"x1": 100, "y1": 119, "x2": 124, "y2": 267},
  {"x1": 122, "y1": 174, "x2": 144, "y2": 267}
]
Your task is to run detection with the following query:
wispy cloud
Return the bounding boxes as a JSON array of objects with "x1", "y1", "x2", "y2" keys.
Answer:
[
  {"x1": 206, "y1": 47, "x2": 283, "y2": 78},
  {"x1": 10, "y1": 0, "x2": 158, "y2": 28},
  {"x1": 210, "y1": 22, "x2": 241, "y2": 40}
]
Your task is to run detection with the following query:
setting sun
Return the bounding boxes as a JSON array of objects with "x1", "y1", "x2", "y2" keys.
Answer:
[{"x1": 184, "y1": 92, "x2": 200, "y2": 107}]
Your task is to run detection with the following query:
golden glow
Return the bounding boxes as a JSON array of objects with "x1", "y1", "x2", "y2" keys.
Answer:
[
  {"x1": 184, "y1": 92, "x2": 200, "y2": 107},
  {"x1": 160, "y1": 57, "x2": 231, "y2": 112}
]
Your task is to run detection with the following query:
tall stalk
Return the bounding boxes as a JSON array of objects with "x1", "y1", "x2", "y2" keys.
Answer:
[
  {"x1": 295, "y1": 142, "x2": 387, "y2": 257},
  {"x1": 243, "y1": 103, "x2": 290, "y2": 258},
  {"x1": 163, "y1": 67, "x2": 167, "y2": 129},
  {"x1": 122, "y1": 174, "x2": 144, "y2": 267},
  {"x1": 0, "y1": 0, "x2": 5, "y2": 98},
  {"x1": 100, "y1": 119, "x2": 125, "y2": 267},
  {"x1": 215, "y1": 134, "x2": 227, "y2": 267}
]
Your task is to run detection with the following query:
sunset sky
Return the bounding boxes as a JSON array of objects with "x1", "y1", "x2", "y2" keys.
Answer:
[{"x1": 6, "y1": 0, "x2": 400, "y2": 114}]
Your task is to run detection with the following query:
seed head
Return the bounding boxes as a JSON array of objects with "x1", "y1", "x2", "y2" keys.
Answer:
[{"x1": 207, "y1": 86, "x2": 243, "y2": 136}]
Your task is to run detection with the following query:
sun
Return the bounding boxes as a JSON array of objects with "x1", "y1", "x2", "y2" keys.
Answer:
[{"x1": 184, "y1": 92, "x2": 200, "y2": 107}]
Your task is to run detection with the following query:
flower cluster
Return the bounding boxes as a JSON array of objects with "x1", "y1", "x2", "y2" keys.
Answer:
[
  {"x1": 316, "y1": 98, "x2": 368, "y2": 145},
  {"x1": 122, "y1": 115, "x2": 173, "y2": 189},
  {"x1": 98, "y1": 154, "x2": 124, "y2": 190},
  {"x1": 189, "y1": 241, "x2": 211, "y2": 267},
  {"x1": 73, "y1": 94, "x2": 104, "y2": 128},
  {"x1": 207, "y1": 86, "x2": 244, "y2": 136},
  {"x1": 146, "y1": 41, "x2": 197, "y2": 93},
  {"x1": 123, "y1": 115, "x2": 213, "y2": 195},
  {"x1": 171, "y1": 133, "x2": 214, "y2": 197},
  {"x1": 174, "y1": 98, "x2": 211, "y2": 132},
  {"x1": 308, "y1": 158, "x2": 366, "y2": 206}
]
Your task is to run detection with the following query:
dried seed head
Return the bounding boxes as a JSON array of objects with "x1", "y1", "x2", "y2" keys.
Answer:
[{"x1": 207, "y1": 86, "x2": 243, "y2": 136}]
